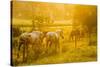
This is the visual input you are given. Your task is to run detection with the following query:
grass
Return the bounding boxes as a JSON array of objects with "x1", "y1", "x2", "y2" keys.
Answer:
[
  {"x1": 11, "y1": 18, "x2": 97, "y2": 66},
  {"x1": 12, "y1": 36, "x2": 97, "y2": 66}
]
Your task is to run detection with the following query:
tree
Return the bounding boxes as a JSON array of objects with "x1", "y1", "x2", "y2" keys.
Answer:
[
  {"x1": 73, "y1": 5, "x2": 97, "y2": 45},
  {"x1": 82, "y1": 6, "x2": 97, "y2": 45}
]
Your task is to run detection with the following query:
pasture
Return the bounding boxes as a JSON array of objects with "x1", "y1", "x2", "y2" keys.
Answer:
[{"x1": 11, "y1": 19, "x2": 97, "y2": 66}]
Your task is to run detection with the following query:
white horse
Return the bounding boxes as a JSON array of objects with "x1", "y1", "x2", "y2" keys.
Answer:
[
  {"x1": 17, "y1": 32, "x2": 30, "y2": 62},
  {"x1": 45, "y1": 30, "x2": 64, "y2": 54},
  {"x1": 18, "y1": 31, "x2": 44, "y2": 62}
]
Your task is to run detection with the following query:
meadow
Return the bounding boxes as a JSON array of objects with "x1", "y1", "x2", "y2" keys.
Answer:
[{"x1": 11, "y1": 18, "x2": 97, "y2": 66}]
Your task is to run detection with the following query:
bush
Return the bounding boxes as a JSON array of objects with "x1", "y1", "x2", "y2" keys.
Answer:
[{"x1": 12, "y1": 26, "x2": 22, "y2": 37}]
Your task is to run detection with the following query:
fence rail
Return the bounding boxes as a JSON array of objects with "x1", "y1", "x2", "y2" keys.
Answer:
[{"x1": 11, "y1": 24, "x2": 72, "y2": 27}]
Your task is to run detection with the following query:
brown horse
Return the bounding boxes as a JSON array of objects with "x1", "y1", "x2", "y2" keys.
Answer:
[{"x1": 69, "y1": 29, "x2": 80, "y2": 41}]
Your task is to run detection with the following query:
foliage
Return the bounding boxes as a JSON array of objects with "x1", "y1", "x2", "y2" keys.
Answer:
[{"x1": 12, "y1": 26, "x2": 22, "y2": 37}]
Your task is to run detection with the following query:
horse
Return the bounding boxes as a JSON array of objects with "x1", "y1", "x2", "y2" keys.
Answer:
[
  {"x1": 69, "y1": 29, "x2": 80, "y2": 41},
  {"x1": 45, "y1": 30, "x2": 64, "y2": 54},
  {"x1": 17, "y1": 31, "x2": 44, "y2": 62}
]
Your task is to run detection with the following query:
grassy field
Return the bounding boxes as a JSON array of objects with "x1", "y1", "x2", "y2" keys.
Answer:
[{"x1": 11, "y1": 19, "x2": 97, "y2": 66}]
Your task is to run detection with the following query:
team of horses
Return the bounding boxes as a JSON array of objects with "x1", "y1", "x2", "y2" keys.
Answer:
[
  {"x1": 17, "y1": 30, "x2": 64, "y2": 62},
  {"x1": 12, "y1": 27, "x2": 86, "y2": 62}
]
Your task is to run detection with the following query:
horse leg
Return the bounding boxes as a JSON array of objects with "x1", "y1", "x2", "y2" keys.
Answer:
[
  {"x1": 46, "y1": 40, "x2": 51, "y2": 54},
  {"x1": 58, "y1": 42, "x2": 61, "y2": 54},
  {"x1": 71, "y1": 35, "x2": 74, "y2": 41},
  {"x1": 47, "y1": 41, "x2": 51, "y2": 53},
  {"x1": 25, "y1": 44, "x2": 28, "y2": 62},
  {"x1": 17, "y1": 41, "x2": 22, "y2": 58},
  {"x1": 46, "y1": 40, "x2": 50, "y2": 51},
  {"x1": 56, "y1": 40, "x2": 60, "y2": 54},
  {"x1": 23, "y1": 43, "x2": 25, "y2": 63}
]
